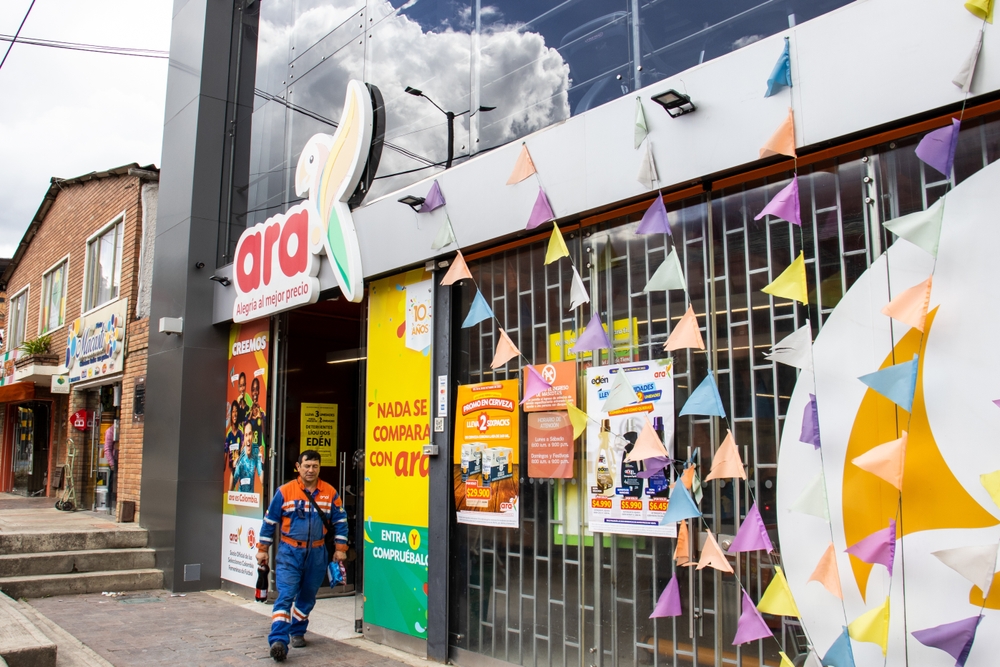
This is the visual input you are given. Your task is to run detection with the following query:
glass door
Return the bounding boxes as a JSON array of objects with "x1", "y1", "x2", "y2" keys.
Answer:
[{"x1": 11, "y1": 403, "x2": 50, "y2": 497}]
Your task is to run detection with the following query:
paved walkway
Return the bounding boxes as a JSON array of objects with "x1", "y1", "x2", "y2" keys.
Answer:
[{"x1": 0, "y1": 492, "x2": 132, "y2": 533}]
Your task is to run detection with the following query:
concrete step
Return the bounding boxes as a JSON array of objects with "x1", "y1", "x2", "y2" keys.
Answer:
[
  {"x1": 0, "y1": 569, "x2": 163, "y2": 600},
  {"x1": 0, "y1": 548, "x2": 156, "y2": 578},
  {"x1": 0, "y1": 530, "x2": 147, "y2": 556},
  {"x1": 0, "y1": 592, "x2": 56, "y2": 667},
  {"x1": 16, "y1": 600, "x2": 112, "y2": 667}
]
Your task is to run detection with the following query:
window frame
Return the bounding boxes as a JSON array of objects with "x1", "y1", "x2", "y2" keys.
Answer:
[
  {"x1": 6, "y1": 285, "x2": 29, "y2": 353},
  {"x1": 82, "y1": 213, "x2": 125, "y2": 315},
  {"x1": 39, "y1": 254, "x2": 70, "y2": 335}
]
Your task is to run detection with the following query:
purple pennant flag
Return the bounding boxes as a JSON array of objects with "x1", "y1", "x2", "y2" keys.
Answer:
[
  {"x1": 521, "y1": 365, "x2": 553, "y2": 404},
  {"x1": 733, "y1": 590, "x2": 773, "y2": 645},
  {"x1": 419, "y1": 180, "x2": 445, "y2": 213},
  {"x1": 728, "y1": 503, "x2": 774, "y2": 553},
  {"x1": 845, "y1": 519, "x2": 897, "y2": 575},
  {"x1": 637, "y1": 456, "x2": 671, "y2": 479},
  {"x1": 912, "y1": 615, "x2": 982, "y2": 667},
  {"x1": 526, "y1": 187, "x2": 555, "y2": 230},
  {"x1": 915, "y1": 119, "x2": 961, "y2": 178},
  {"x1": 636, "y1": 194, "x2": 671, "y2": 235},
  {"x1": 650, "y1": 574, "x2": 682, "y2": 618},
  {"x1": 799, "y1": 394, "x2": 821, "y2": 448},
  {"x1": 570, "y1": 313, "x2": 612, "y2": 354},
  {"x1": 993, "y1": 399, "x2": 1000, "y2": 409},
  {"x1": 753, "y1": 177, "x2": 801, "y2": 226}
]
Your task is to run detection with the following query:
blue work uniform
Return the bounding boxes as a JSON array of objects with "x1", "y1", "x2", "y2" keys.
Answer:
[
  {"x1": 258, "y1": 478, "x2": 348, "y2": 646},
  {"x1": 231, "y1": 451, "x2": 263, "y2": 493}
]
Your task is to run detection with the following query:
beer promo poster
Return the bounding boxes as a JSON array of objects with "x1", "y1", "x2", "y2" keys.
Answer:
[
  {"x1": 453, "y1": 379, "x2": 520, "y2": 528},
  {"x1": 300, "y1": 402, "x2": 338, "y2": 466},
  {"x1": 584, "y1": 360, "x2": 676, "y2": 538}
]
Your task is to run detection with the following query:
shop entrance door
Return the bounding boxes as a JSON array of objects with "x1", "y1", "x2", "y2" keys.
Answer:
[{"x1": 11, "y1": 402, "x2": 50, "y2": 497}]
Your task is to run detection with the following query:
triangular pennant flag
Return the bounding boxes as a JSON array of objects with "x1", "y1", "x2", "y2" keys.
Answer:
[
  {"x1": 692, "y1": 468, "x2": 704, "y2": 505},
  {"x1": 674, "y1": 520, "x2": 692, "y2": 565},
  {"x1": 521, "y1": 364, "x2": 552, "y2": 403},
  {"x1": 845, "y1": 519, "x2": 897, "y2": 575},
  {"x1": 757, "y1": 566, "x2": 800, "y2": 617},
  {"x1": 490, "y1": 328, "x2": 519, "y2": 367},
  {"x1": 809, "y1": 543, "x2": 844, "y2": 599},
  {"x1": 644, "y1": 248, "x2": 686, "y2": 292},
  {"x1": 965, "y1": 0, "x2": 994, "y2": 24},
  {"x1": 637, "y1": 456, "x2": 670, "y2": 478},
  {"x1": 765, "y1": 38, "x2": 792, "y2": 97},
  {"x1": 760, "y1": 108, "x2": 796, "y2": 158},
  {"x1": 634, "y1": 97, "x2": 648, "y2": 149},
  {"x1": 823, "y1": 628, "x2": 857, "y2": 667},
  {"x1": 753, "y1": 176, "x2": 801, "y2": 226},
  {"x1": 848, "y1": 597, "x2": 890, "y2": 655},
  {"x1": 883, "y1": 197, "x2": 945, "y2": 257},
  {"x1": 625, "y1": 416, "x2": 669, "y2": 462},
  {"x1": 566, "y1": 400, "x2": 589, "y2": 440},
  {"x1": 649, "y1": 574, "x2": 682, "y2": 617},
  {"x1": 953, "y1": 30, "x2": 984, "y2": 94},
  {"x1": 602, "y1": 371, "x2": 639, "y2": 413},
  {"x1": 852, "y1": 431, "x2": 908, "y2": 490},
  {"x1": 544, "y1": 223, "x2": 570, "y2": 265},
  {"x1": 440, "y1": 251, "x2": 472, "y2": 285},
  {"x1": 881, "y1": 277, "x2": 932, "y2": 332},
  {"x1": 526, "y1": 187, "x2": 555, "y2": 230},
  {"x1": 778, "y1": 652, "x2": 796, "y2": 667},
  {"x1": 790, "y1": 473, "x2": 830, "y2": 520},
  {"x1": 981, "y1": 469, "x2": 1000, "y2": 510},
  {"x1": 507, "y1": 144, "x2": 536, "y2": 184},
  {"x1": 733, "y1": 590, "x2": 774, "y2": 644},
  {"x1": 762, "y1": 251, "x2": 809, "y2": 304},
  {"x1": 569, "y1": 265, "x2": 590, "y2": 310},
  {"x1": 696, "y1": 529, "x2": 734, "y2": 573},
  {"x1": 419, "y1": 180, "x2": 445, "y2": 212},
  {"x1": 664, "y1": 305, "x2": 705, "y2": 351},
  {"x1": 636, "y1": 194, "x2": 671, "y2": 235},
  {"x1": 916, "y1": 118, "x2": 961, "y2": 178},
  {"x1": 728, "y1": 503, "x2": 774, "y2": 553},
  {"x1": 704, "y1": 430, "x2": 747, "y2": 481},
  {"x1": 679, "y1": 374, "x2": 726, "y2": 417},
  {"x1": 462, "y1": 290, "x2": 494, "y2": 328},
  {"x1": 932, "y1": 544, "x2": 999, "y2": 596},
  {"x1": 637, "y1": 141, "x2": 658, "y2": 189},
  {"x1": 803, "y1": 650, "x2": 825, "y2": 667},
  {"x1": 912, "y1": 615, "x2": 983, "y2": 667},
  {"x1": 800, "y1": 394, "x2": 821, "y2": 448},
  {"x1": 858, "y1": 354, "x2": 919, "y2": 412},
  {"x1": 430, "y1": 214, "x2": 457, "y2": 250},
  {"x1": 765, "y1": 322, "x2": 813, "y2": 370},
  {"x1": 570, "y1": 314, "x2": 612, "y2": 354},
  {"x1": 681, "y1": 464, "x2": 695, "y2": 490},
  {"x1": 660, "y1": 482, "x2": 702, "y2": 525}
]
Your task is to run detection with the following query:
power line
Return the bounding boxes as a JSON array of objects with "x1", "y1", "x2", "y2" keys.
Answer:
[
  {"x1": 0, "y1": 0, "x2": 37, "y2": 72},
  {"x1": 0, "y1": 33, "x2": 168, "y2": 59}
]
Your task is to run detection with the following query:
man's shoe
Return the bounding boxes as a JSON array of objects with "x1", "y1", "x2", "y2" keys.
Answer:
[
  {"x1": 290, "y1": 636, "x2": 307, "y2": 648},
  {"x1": 270, "y1": 641, "x2": 287, "y2": 662}
]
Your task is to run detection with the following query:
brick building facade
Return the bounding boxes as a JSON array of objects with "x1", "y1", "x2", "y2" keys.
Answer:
[{"x1": 0, "y1": 164, "x2": 157, "y2": 519}]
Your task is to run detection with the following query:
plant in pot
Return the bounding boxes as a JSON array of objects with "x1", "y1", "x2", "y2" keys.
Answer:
[{"x1": 15, "y1": 334, "x2": 60, "y2": 368}]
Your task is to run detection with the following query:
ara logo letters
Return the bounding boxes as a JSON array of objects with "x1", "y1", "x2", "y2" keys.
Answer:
[{"x1": 233, "y1": 80, "x2": 377, "y2": 321}]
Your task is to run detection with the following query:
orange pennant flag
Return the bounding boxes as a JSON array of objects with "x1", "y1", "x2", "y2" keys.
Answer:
[
  {"x1": 851, "y1": 431, "x2": 907, "y2": 490},
  {"x1": 507, "y1": 144, "x2": 537, "y2": 185},
  {"x1": 809, "y1": 543, "x2": 844, "y2": 599},
  {"x1": 697, "y1": 529, "x2": 734, "y2": 573},
  {"x1": 704, "y1": 430, "x2": 747, "y2": 481},
  {"x1": 760, "y1": 108, "x2": 796, "y2": 159},
  {"x1": 440, "y1": 251, "x2": 472, "y2": 286},
  {"x1": 625, "y1": 416, "x2": 669, "y2": 462},
  {"x1": 674, "y1": 521, "x2": 692, "y2": 566},
  {"x1": 664, "y1": 305, "x2": 705, "y2": 351},
  {"x1": 490, "y1": 328, "x2": 521, "y2": 369},
  {"x1": 681, "y1": 465, "x2": 696, "y2": 490},
  {"x1": 881, "y1": 277, "x2": 932, "y2": 332}
]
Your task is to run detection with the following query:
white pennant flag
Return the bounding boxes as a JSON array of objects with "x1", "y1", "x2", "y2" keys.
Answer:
[
  {"x1": 569, "y1": 265, "x2": 590, "y2": 310},
  {"x1": 601, "y1": 371, "x2": 639, "y2": 413},
  {"x1": 644, "y1": 248, "x2": 686, "y2": 292},
  {"x1": 765, "y1": 322, "x2": 813, "y2": 371},
  {"x1": 430, "y1": 215, "x2": 457, "y2": 250},
  {"x1": 932, "y1": 543, "x2": 999, "y2": 596},
  {"x1": 803, "y1": 651, "x2": 823, "y2": 667},
  {"x1": 953, "y1": 30, "x2": 984, "y2": 94},
  {"x1": 789, "y1": 472, "x2": 829, "y2": 520},
  {"x1": 637, "y1": 142, "x2": 659, "y2": 190}
]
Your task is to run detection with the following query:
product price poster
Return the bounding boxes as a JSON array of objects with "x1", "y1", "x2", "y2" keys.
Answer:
[
  {"x1": 453, "y1": 379, "x2": 520, "y2": 528},
  {"x1": 363, "y1": 270, "x2": 432, "y2": 639},
  {"x1": 585, "y1": 360, "x2": 676, "y2": 538},
  {"x1": 301, "y1": 402, "x2": 338, "y2": 466}
]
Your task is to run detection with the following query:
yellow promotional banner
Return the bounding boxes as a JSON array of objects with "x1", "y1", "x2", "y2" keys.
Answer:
[
  {"x1": 300, "y1": 402, "x2": 338, "y2": 466},
  {"x1": 549, "y1": 317, "x2": 639, "y2": 363}
]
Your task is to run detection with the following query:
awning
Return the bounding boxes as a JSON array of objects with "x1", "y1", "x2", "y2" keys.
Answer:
[{"x1": 0, "y1": 382, "x2": 35, "y2": 403}]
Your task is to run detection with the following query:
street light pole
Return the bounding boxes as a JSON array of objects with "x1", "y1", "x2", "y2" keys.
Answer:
[
  {"x1": 446, "y1": 111, "x2": 455, "y2": 169},
  {"x1": 404, "y1": 86, "x2": 495, "y2": 170}
]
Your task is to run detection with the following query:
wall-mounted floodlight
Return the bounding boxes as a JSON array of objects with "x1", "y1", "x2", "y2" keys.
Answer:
[
  {"x1": 210, "y1": 275, "x2": 231, "y2": 287},
  {"x1": 651, "y1": 89, "x2": 696, "y2": 118},
  {"x1": 398, "y1": 195, "x2": 426, "y2": 211}
]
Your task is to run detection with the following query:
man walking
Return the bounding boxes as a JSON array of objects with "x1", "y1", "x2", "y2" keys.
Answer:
[{"x1": 256, "y1": 450, "x2": 348, "y2": 662}]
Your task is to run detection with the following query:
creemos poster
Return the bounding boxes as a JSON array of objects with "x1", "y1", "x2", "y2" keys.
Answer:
[{"x1": 363, "y1": 269, "x2": 432, "y2": 639}]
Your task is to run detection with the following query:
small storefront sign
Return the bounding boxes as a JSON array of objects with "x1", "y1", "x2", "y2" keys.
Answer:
[
  {"x1": 522, "y1": 361, "x2": 577, "y2": 412},
  {"x1": 300, "y1": 402, "x2": 338, "y2": 466},
  {"x1": 65, "y1": 298, "x2": 127, "y2": 384},
  {"x1": 0, "y1": 349, "x2": 17, "y2": 386},
  {"x1": 70, "y1": 409, "x2": 92, "y2": 432},
  {"x1": 527, "y1": 412, "x2": 574, "y2": 478}
]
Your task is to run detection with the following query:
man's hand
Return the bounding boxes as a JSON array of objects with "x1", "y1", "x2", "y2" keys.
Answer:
[
  {"x1": 256, "y1": 550, "x2": 268, "y2": 566},
  {"x1": 333, "y1": 550, "x2": 347, "y2": 561}
]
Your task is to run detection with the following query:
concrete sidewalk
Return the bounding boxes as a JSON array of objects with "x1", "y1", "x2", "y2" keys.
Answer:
[{"x1": 0, "y1": 493, "x2": 136, "y2": 534}]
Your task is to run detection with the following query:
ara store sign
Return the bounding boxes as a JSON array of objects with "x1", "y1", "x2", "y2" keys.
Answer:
[{"x1": 232, "y1": 80, "x2": 385, "y2": 322}]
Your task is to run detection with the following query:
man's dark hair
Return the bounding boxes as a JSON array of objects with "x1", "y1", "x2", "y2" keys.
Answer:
[{"x1": 299, "y1": 449, "x2": 321, "y2": 464}]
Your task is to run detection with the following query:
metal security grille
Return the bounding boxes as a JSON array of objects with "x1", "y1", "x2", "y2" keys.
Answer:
[{"x1": 447, "y1": 112, "x2": 1000, "y2": 667}]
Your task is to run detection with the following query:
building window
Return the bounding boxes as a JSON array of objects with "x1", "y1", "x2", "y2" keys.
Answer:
[
  {"x1": 85, "y1": 218, "x2": 123, "y2": 311},
  {"x1": 7, "y1": 287, "x2": 28, "y2": 352},
  {"x1": 40, "y1": 259, "x2": 67, "y2": 333}
]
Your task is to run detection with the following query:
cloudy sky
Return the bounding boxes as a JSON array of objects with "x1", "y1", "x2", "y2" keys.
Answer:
[{"x1": 0, "y1": 0, "x2": 171, "y2": 256}]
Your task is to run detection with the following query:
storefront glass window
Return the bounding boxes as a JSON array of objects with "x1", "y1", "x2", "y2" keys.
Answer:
[
  {"x1": 7, "y1": 287, "x2": 28, "y2": 352},
  {"x1": 40, "y1": 259, "x2": 67, "y2": 334},
  {"x1": 84, "y1": 218, "x2": 123, "y2": 312}
]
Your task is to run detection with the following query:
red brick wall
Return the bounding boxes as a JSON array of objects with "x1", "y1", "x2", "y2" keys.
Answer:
[{"x1": 118, "y1": 318, "x2": 148, "y2": 518}]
